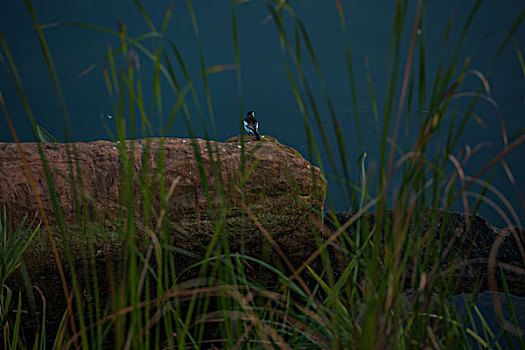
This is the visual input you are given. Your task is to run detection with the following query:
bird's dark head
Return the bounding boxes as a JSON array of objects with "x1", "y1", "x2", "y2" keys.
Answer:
[{"x1": 246, "y1": 111, "x2": 255, "y2": 117}]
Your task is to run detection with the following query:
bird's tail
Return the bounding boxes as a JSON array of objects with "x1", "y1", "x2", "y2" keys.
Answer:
[{"x1": 254, "y1": 130, "x2": 261, "y2": 141}]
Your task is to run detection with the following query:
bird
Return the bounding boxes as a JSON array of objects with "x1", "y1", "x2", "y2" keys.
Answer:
[{"x1": 243, "y1": 111, "x2": 261, "y2": 140}]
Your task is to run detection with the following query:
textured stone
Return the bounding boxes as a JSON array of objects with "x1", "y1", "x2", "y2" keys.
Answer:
[{"x1": 0, "y1": 136, "x2": 326, "y2": 317}]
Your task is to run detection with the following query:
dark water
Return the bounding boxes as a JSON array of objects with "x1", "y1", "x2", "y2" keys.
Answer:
[
  {"x1": 453, "y1": 291, "x2": 525, "y2": 349},
  {"x1": 1, "y1": 1, "x2": 524, "y2": 226}
]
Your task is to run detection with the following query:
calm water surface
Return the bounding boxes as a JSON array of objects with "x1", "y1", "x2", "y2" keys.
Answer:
[{"x1": 453, "y1": 291, "x2": 525, "y2": 349}]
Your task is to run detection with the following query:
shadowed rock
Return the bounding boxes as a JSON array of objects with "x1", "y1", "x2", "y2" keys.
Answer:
[{"x1": 324, "y1": 210, "x2": 525, "y2": 296}]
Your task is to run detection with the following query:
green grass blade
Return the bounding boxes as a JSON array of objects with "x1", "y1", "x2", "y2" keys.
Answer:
[
  {"x1": 24, "y1": 0, "x2": 72, "y2": 140},
  {"x1": 35, "y1": 124, "x2": 58, "y2": 143}
]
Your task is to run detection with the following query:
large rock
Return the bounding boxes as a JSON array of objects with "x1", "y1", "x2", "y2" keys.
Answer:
[
  {"x1": 325, "y1": 210, "x2": 525, "y2": 296},
  {"x1": 0, "y1": 136, "x2": 326, "y2": 316}
]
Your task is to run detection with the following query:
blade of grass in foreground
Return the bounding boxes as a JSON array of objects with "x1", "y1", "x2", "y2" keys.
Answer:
[
  {"x1": 0, "y1": 86, "x2": 77, "y2": 346},
  {"x1": 24, "y1": 0, "x2": 72, "y2": 140},
  {"x1": 265, "y1": 3, "x2": 343, "y2": 212}
]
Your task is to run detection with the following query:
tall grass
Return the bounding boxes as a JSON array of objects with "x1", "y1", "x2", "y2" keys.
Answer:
[{"x1": 1, "y1": 0, "x2": 524, "y2": 348}]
